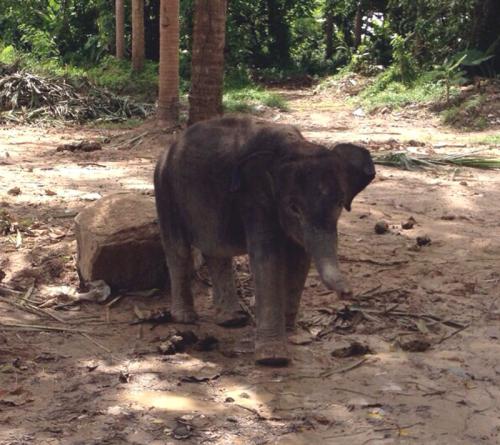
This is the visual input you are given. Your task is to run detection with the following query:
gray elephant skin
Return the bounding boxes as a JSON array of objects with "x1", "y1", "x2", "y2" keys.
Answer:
[{"x1": 154, "y1": 116, "x2": 375, "y2": 366}]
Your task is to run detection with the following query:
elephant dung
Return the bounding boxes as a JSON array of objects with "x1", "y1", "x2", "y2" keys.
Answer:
[{"x1": 75, "y1": 192, "x2": 167, "y2": 291}]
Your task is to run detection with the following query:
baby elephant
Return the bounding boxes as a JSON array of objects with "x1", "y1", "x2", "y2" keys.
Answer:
[{"x1": 154, "y1": 116, "x2": 375, "y2": 366}]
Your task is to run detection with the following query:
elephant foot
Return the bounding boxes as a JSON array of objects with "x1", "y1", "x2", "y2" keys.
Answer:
[
  {"x1": 216, "y1": 309, "x2": 249, "y2": 328},
  {"x1": 171, "y1": 307, "x2": 198, "y2": 324},
  {"x1": 255, "y1": 340, "x2": 290, "y2": 367}
]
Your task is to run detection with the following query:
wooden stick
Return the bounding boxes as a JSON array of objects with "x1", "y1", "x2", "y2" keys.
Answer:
[
  {"x1": 436, "y1": 323, "x2": 470, "y2": 344},
  {"x1": 321, "y1": 357, "x2": 371, "y2": 378},
  {"x1": 81, "y1": 333, "x2": 113, "y2": 354},
  {"x1": 0, "y1": 322, "x2": 89, "y2": 333}
]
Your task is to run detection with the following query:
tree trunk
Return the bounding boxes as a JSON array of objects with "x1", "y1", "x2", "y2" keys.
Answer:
[
  {"x1": 145, "y1": 0, "x2": 160, "y2": 62},
  {"x1": 132, "y1": 0, "x2": 145, "y2": 71},
  {"x1": 188, "y1": 0, "x2": 227, "y2": 125},
  {"x1": 115, "y1": 0, "x2": 125, "y2": 59},
  {"x1": 353, "y1": 1, "x2": 363, "y2": 50},
  {"x1": 266, "y1": 0, "x2": 290, "y2": 66},
  {"x1": 471, "y1": 0, "x2": 500, "y2": 71},
  {"x1": 157, "y1": 0, "x2": 180, "y2": 125},
  {"x1": 325, "y1": 10, "x2": 334, "y2": 60}
]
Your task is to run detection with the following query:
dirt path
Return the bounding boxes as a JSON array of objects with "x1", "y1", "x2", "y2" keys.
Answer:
[{"x1": 1, "y1": 90, "x2": 500, "y2": 445}]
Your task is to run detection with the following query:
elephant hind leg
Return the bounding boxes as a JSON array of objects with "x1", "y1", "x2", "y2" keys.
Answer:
[
  {"x1": 155, "y1": 179, "x2": 197, "y2": 323},
  {"x1": 167, "y1": 247, "x2": 197, "y2": 323},
  {"x1": 205, "y1": 256, "x2": 249, "y2": 327}
]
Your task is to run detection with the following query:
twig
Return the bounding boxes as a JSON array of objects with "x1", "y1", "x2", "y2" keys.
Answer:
[
  {"x1": 0, "y1": 322, "x2": 88, "y2": 333},
  {"x1": 358, "y1": 284, "x2": 382, "y2": 297},
  {"x1": 383, "y1": 302, "x2": 401, "y2": 315},
  {"x1": 358, "y1": 307, "x2": 467, "y2": 329},
  {"x1": 321, "y1": 357, "x2": 371, "y2": 378},
  {"x1": 436, "y1": 323, "x2": 470, "y2": 344},
  {"x1": 106, "y1": 296, "x2": 122, "y2": 308},
  {"x1": 21, "y1": 284, "x2": 35, "y2": 302},
  {"x1": 339, "y1": 256, "x2": 409, "y2": 267},
  {"x1": 80, "y1": 333, "x2": 113, "y2": 354},
  {"x1": 1, "y1": 292, "x2": 67, "y2": 324},
  {"x1": 235, "y1": 404, "x2": 267, "y2": 421},
  {"x1": 375, "y1": 421, "x2": 424, "y2": 433},
  {"x1": 356, "y1": 287, "x2": 404, "y2": 300},
  {"x1": 330, "y1": 386, "x2": 376, "y2": 397},
  {"x1": 325, "y1": 428, "x2": 372, "y2": 439},
  {"x1": 0, "y1": 285, "x2": 22, "y2": 296}
]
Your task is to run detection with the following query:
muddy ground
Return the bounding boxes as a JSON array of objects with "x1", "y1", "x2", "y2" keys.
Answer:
[{"x1": 1, "y1": 86, "x2": 500, "y2": 445}]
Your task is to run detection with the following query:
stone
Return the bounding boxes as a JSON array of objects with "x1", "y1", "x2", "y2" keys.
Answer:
[{"x1": 75, "y1": 193, "x2": 167, "y2": 291}]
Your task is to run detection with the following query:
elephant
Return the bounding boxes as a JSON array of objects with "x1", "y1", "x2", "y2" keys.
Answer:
[{"x1": 154, "y1": 116, "x2": 375, "y2": 366}]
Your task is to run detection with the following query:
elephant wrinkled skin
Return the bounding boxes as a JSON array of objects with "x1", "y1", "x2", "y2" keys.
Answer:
[{"x1": 154, "y1": 116, "x2": 375, "y2": 366}]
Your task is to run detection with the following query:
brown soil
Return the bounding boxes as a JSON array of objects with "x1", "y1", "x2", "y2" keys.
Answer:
[{"x1": 1, "y1": 90, "x2": 500, "y2": 445}]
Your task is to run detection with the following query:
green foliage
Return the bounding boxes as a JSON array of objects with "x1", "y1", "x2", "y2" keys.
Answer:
[
  {"x1": 441, "y1": 95, "x2": 488, "y2": 130},
  {"x1": 87, "y1": 56, "x2": 159, "y2": 101},
  {"x1": 359, "y1": 70, "x2": 447, "y2": 110},
  {"x1": 471, "y1": 134, "x2": 500, "y2": 145},
  {"x1": 387, "y1": 0, "x2": 477, "y2": 66},
  {"x1": 433, "y1": 54, "x2": 467, "y2": 104},
  {"x1": 0, "y1": 45, "x2": 18, "y2": 65},
  {"x1": 389, "y1": 34, "x2": 416, "y2": 84},
  {"x1": 223, "y1": 70, "x2": 288, "y2": 113},
  {"x1": 19, "y1": 26, "x2": 60, "y2": 61}
]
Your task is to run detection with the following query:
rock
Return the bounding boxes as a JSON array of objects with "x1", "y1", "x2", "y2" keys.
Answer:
[
  {"x1": 75, "y1": 193, "x2": 167, "y2": 291},
  {"x1": 157, "y1": 331, "x2": 198, "y2": 355},
  {"x1": 416, "y1": 234, "x2": 431, "y2": 246},
  {"x1": 397, "y1": 334, "x2": 431, "y2": 352},
  {"x1": 401, "y1": 216, "x2": 416, "y2": 230},
  {"x1": 331, "y1": 340, "x2": 371, "y2": 358},
  {"x1": 374, "y1": 220, "x2": 389, "y2": 234},
  {"x1": 7, "y1": 187, "x2": 21, "y2": 196},
  {"x1": 441, "y1": 214, "x2": 456, "y2": 221},
  {"x1": 195, "y1": 335, "x2": 219, "y2": 352},
  {"x1": 56, "y1": 140, "x2": 102, "y2": 152}
]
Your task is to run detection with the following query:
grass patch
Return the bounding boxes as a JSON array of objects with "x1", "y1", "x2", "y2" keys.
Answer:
[
  {"x1": 87, "y1": 56, "x2": 159, "y2": 101},
  {"x1": 223, "y1": 71, "x2": 288, "y2": 113},
  {"x1": 441, "y1": 95, "x2": 488, "y2": 130},
  {"x1": 223, "y1": 86, "x2": 288, "y2": 113},
  {"x1": 357, "y1": 70, "x2": 449, "y2": 111},
  {"x1": 88, "y1": 118, "x2": 145, "y2": 129},
  {"x1": 470, "y1": 134, "x2": 500, "y2": 145}
]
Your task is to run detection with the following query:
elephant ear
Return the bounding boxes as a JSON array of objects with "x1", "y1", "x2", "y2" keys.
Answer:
[{"x1": 333, "y1": 143, "x2": 376, "y2": 211}]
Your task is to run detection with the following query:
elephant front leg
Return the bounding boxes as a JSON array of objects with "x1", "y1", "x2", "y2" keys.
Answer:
[
  {"x1": 247, "y1": 233, "x2": 289, "y2": 366},
  {"x1": 205, "y1": 256, "x2": 249, "y2": 327},
  {"x1": 284, "y1": 241, "x2": 311, "y2": 332}
]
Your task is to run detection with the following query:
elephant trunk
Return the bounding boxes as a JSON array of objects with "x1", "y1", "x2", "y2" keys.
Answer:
[{"x1": 304, "y1": 226, "x2": 352, "y2": 298}]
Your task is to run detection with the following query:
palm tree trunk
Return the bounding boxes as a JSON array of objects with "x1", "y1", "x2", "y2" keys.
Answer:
[
  {"x1": 132, "y1": 0, "x2": 145, "y2": 71},
  {"x1": 353, "y1": 1, "x2": 363, "y2": 50},
  {"x1": 325, "y1": 10, "x2": 334, "y2": 60},
  {"x1": 157, "y1": 0, "x2": 180, "y2": 125},
  {"x1": 115, "y1": 0, "x2": 125, "y2": 59},
  {"x1": 188, "y1": 0, "x2": 227, "y2": 125}
]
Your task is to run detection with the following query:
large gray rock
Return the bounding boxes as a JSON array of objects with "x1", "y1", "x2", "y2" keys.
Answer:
[{"x1": 75, "y1": 193, "x2": 167, "y2": 291}]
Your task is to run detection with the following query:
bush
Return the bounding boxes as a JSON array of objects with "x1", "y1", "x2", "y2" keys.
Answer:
[
  {"x1": 87, "y1": 56, "x2": 159, "y2": 101},
  {"x1": 358, "y1": 69, "x2": 447, "y2": 110}
]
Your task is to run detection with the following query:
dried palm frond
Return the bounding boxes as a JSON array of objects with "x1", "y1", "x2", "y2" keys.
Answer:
[
  {"x1": 0, "y1": 68, "x2": 153, "y2": 123},
  {"x1": 374, "y1": 151, "x2": 500, "y2": 170}
]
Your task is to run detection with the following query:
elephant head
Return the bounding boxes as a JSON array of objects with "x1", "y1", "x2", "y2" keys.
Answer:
[{"x1": 275, "y1": 143, "x2": 375, "y2": 297}]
